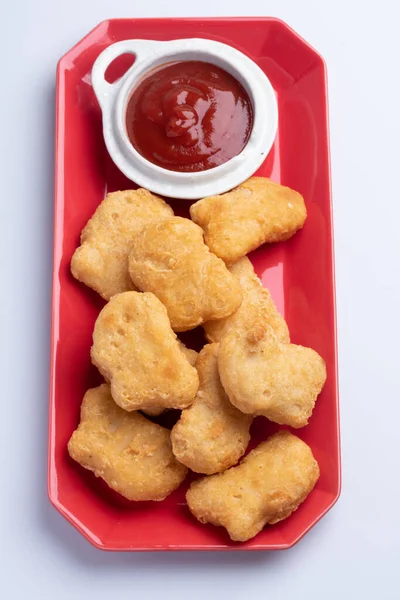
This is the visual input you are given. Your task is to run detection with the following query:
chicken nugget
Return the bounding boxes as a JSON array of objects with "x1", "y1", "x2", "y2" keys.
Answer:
[
  {"x1": 128, "y1": 217, "x2": 242, "y2": 331},
  {"x1": 68, "y1": 384, "x2": 187, "y2": 501},
  {"x1": 204, "y1": 257, "x2": 289, "y2": 344},
  {"x1": 171, "y1": 344, "x2": 252, "y2": 474},
  {"x1": 178, "y1": 343, "x2": 199, "y2": 367},
  {"x1": 218, "y1": 320, "x2": 326, "y2": 428},
  {"x1": 71, "y1": 189, "x2": 173, "y2": 300},
  {"x1": 190, "y1": 177, "x2": 307, "y2": 265},
  {"x1": 142, "y1": 343, "x2": 198, "y2": 417},
  {"x1": 186, "y1": 431, "x2": 319, "y2": 541},
  {"x1": 91, "y1": 291, "x2": 199, "y2": 412}
]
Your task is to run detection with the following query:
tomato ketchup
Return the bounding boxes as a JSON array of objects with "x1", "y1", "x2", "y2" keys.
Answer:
[{"x1": 125, "y1": 61, "x2": 253, "y2": 172}]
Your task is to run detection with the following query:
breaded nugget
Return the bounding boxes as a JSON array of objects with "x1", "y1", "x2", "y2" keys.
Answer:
[
  {"x1": 178, "y1": 343, "x2": 199, "y2": 367},
  {"x1": 190, "y1": 177, "x2": 307, "y2": 265},
  {"x1": 142, "y1": 343, "x2": 198, "y2": 417},
  {"x1": 186, "y1": 431, "x2": 319, "y2": 541},
  {"x1": 71, "y1": 189, "x2": 173, "y2": 300},
  {"x1": 128, "y1": 217, "x2": 242, "y2": 331},
  {"x1": 218, "y1": 320, "x2": 326, "y2": 428},
  {"x1": 91, "y1": 291, "x2": 199, "y2": 412},
  {"x1": 171, "y1": 344, "x2": 252, "y2": 474},
  {"x1": 68, "y1": 384, "x2": 187, "y2": 501},
  {"x1": 204, "y1": 257, "x2": 289, "y2": 344}
]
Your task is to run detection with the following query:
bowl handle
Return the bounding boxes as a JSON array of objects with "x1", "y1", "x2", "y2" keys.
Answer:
[{"x1": 91, "y1": 40, "x2": 163, "y2": 109}]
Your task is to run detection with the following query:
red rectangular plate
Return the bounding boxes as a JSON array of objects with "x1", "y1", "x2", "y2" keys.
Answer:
[{"x1": 49, "y1": 17, "x2": 340, "y2": 551}]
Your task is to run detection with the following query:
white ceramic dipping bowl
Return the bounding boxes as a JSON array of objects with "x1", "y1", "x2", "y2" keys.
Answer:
[{"x1": 92, "y1": 38, "x2": 278, "y2": 199}]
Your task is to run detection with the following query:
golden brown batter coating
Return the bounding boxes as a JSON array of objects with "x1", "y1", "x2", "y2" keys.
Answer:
[
  {"x1": 190, "y1": 177, "x2": 307, "y2": 265},
  {"x1": 142, "y1": 344, "x2": 198, "y2": 417},
  {"x1": 186, "y1": 431, "x2": 319, "y2": 541},
  {"x1": 218, "y1": 319, "x2": 326, "y2": 428},
  {"x1": 204, "y1": 256, "x2": 289, "y2": 344},
  {"x1": 171, "y1": 344, "x2": 252, "y2": 474},
  {"x1": 128, "y1": 216, "x2": 243, "y2": 331},
  {"x1": 71, "y1": 189, "x2": 173, "y2": 300},
  {"x1": 91, "y1": 291, "x2": 199, "y2": 412},
  {"x1": 68, "y1": 384, "x2": 188, "y2": 501}
]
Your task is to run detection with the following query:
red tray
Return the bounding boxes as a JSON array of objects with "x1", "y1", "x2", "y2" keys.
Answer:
[{"x1": 49, "y1": 17, "x2": 340, "y2": 551}]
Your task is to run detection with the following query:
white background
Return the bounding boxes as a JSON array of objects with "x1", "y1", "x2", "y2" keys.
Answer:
[{"x1": 1, "y1": 0, "x2": 399, "y2": 598}]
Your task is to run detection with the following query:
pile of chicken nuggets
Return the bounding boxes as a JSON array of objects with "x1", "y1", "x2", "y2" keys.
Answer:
[{"x1": 68, "y1": 176, "x2": 326, "y2": 543}]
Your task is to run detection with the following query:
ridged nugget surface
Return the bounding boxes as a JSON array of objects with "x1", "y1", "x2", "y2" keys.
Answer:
[
  {"x1": 190, "y1": 177, "x2": 307, "y2": 265},
  {"x1": 91, "y1": 291, "x2": 199, "y2": 412},
  {"x1": 218, "y1": 320, "x2": 326, "y2": 428},
  {"x1": 68, "y1": 384, "x2": 187, "y2": 501},
  {"x1": 128, "y1": 217, "x2": 242, "y2": 331},
  {"x1": 204, "y1": 256, "x2": 289, "y2": 344},
  {"x1": 71, "y1": 189, "x2": 173, "y2": 300},
  {"x1": 171, "y1": 344, "x2": 252, "y2": 474},
  {"x1": 186, "y1": 431, "x2": 319, "y2": 541}
]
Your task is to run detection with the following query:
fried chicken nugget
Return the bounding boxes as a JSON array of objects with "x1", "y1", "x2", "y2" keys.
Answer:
[
  {"x1": 128, "y1": 217, "x2": 242, "y2": 331},
  {"x1": 204, "y1": 257, "x2": 289, "y2": 344},
  {"x1": 218, "y1": 320, "x2": 326, "y2": 428},
  {"x1": 91, "y1": 291, "x2": 199, "y2": 412},
  {"x1": 186, "y1": 431, "x2": 319, "y2": 541},
  {"x1": 171, "y1": 344, "x2": 252, "y2": 474},
  {"x1": 177, "y1": 343, "x2": 199, "y2": 367},
  {"x1": 142, "y1": 343, "x2": 198, "y2": 417},
  {"x1": 190, "y1": 177, "x2": 307, "y2": 265},
  {"x1": 68, "y1": 384, "x2": 187, "y2": 501},
  {"x1": 71, "y1": 189, "x2": 173, "y2": 300}
]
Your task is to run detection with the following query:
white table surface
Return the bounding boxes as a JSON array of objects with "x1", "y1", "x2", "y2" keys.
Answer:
[{"x1": 2, "y1": 0, "x2": 399, "y2": 598}]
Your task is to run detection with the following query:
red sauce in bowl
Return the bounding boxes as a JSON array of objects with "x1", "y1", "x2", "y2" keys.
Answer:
[{"x1": 125, "y1": 61, "x2": 253, "y2": 173}]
